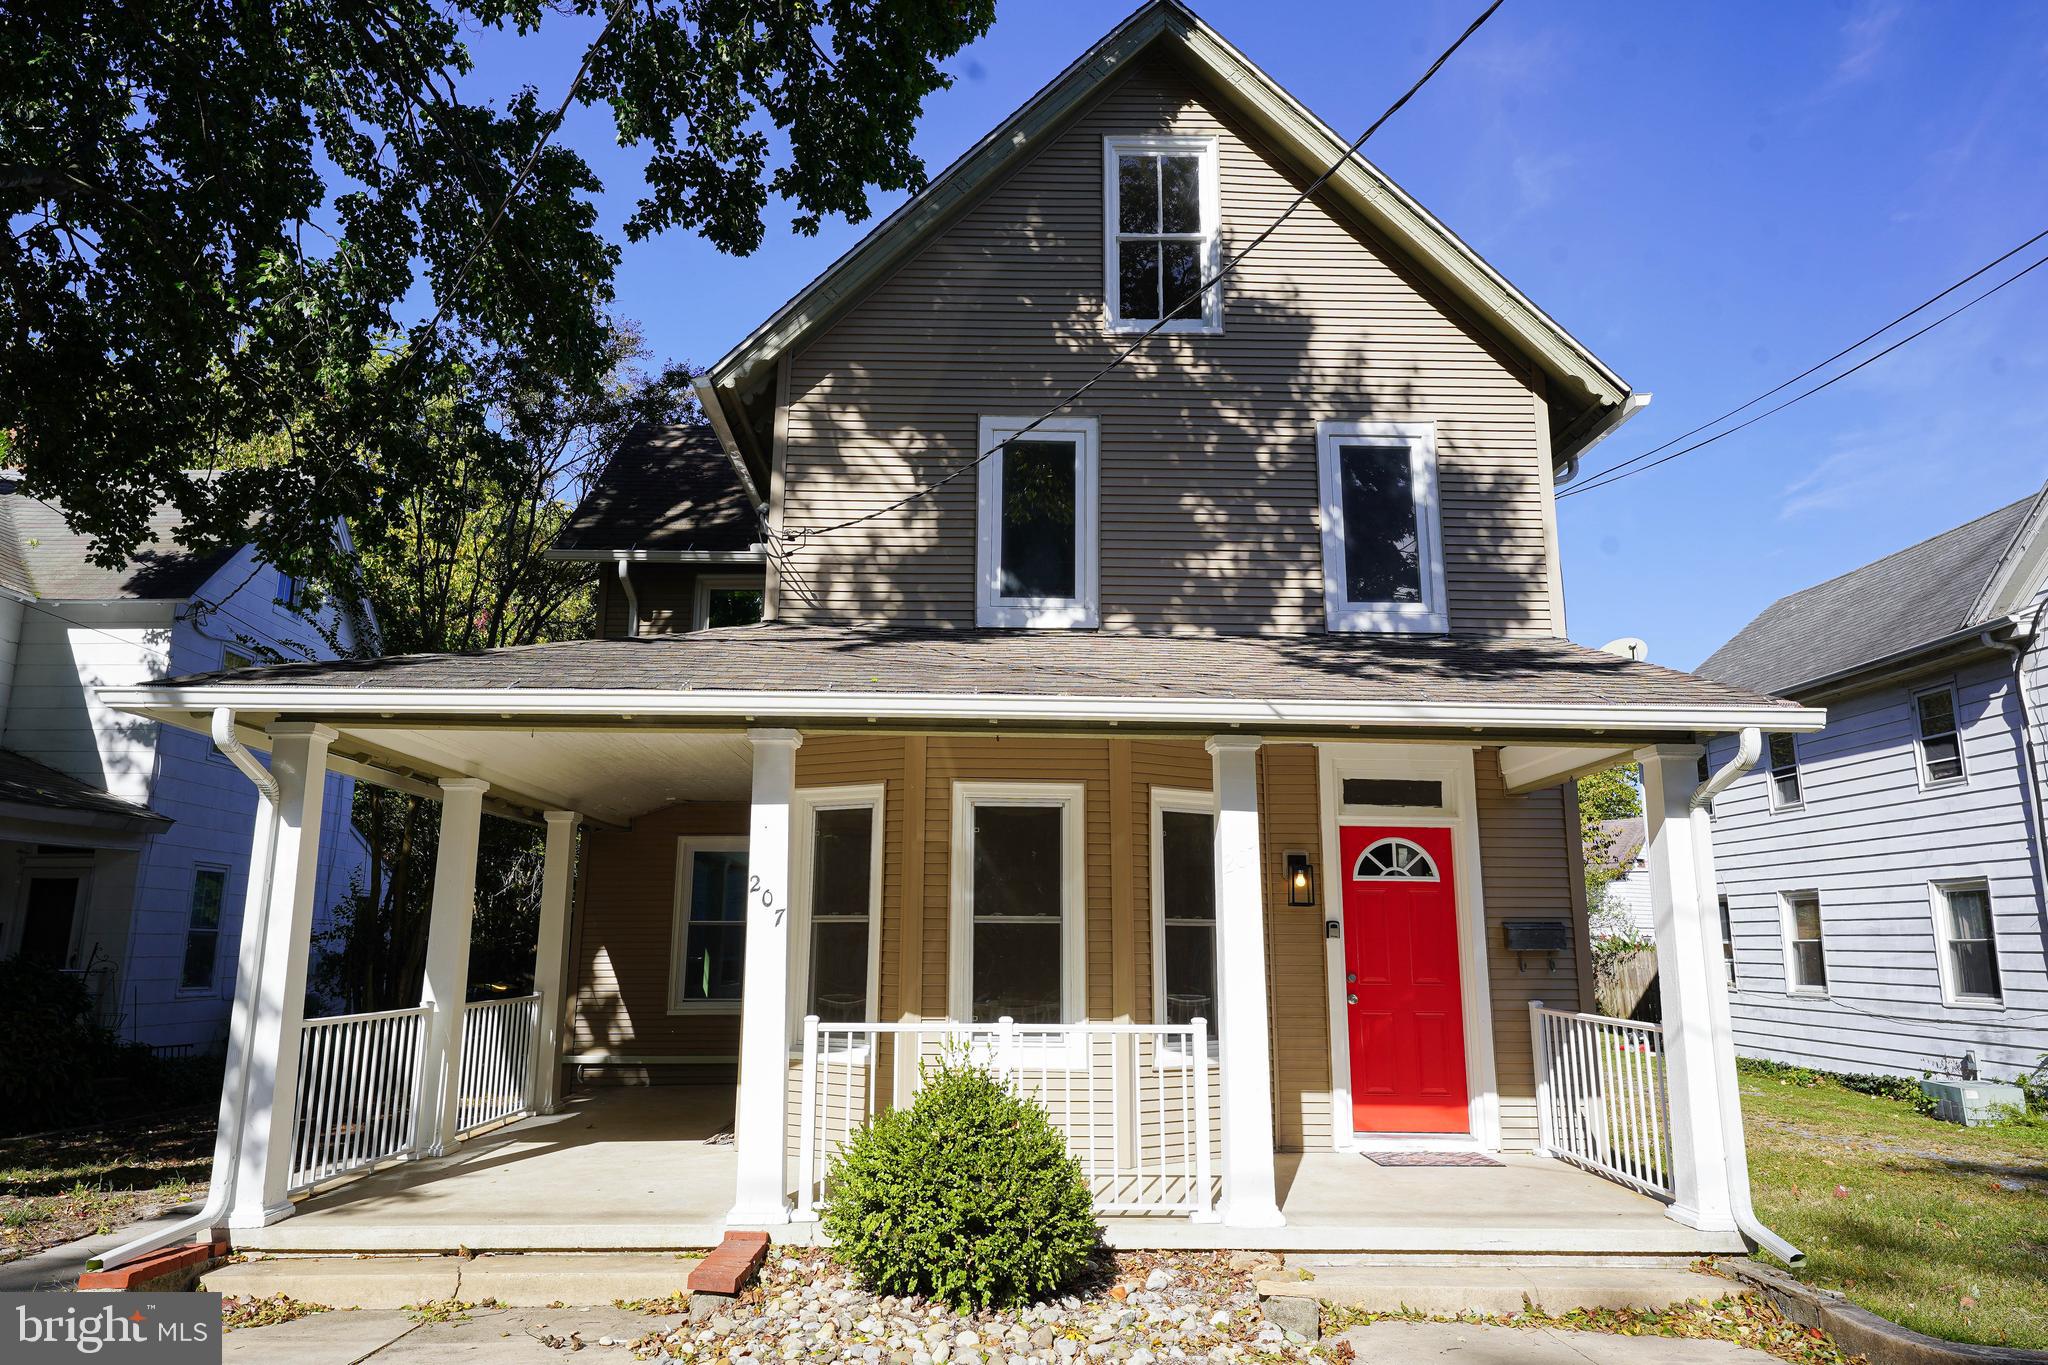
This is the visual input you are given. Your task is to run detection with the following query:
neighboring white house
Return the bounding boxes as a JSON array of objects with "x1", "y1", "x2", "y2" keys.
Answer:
[
  {"x1": 0, "y1": 485, "x2": 372, "y2": 1052},
  {"x1": 1696, "y1": 483, "x2": 2048, "y2": 1086},
  {"x1": 1592, "y1": 815, "x2": 1654, "y2": 940}
]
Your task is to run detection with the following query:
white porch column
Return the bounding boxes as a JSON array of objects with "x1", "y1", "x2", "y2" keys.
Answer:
[
  {"x1": 227, "y1": 722, "x2": 335, "y2": 1229},
  {"x1": 1638, "y1": 744, "x2": 1737, "y2": 1232},
  {"x1": 1207, "y1": 735, "x2": 1284, "y2": 1228},
  {"x1": 530, "y1": 810, "x2": 581, "y2": 1115},
  {"x1": 729, "y1": 728, "x2": 802, "y2": 1225},
  {"x1": 414, "y1": 777, "x2": 490, "y2": 1157}
]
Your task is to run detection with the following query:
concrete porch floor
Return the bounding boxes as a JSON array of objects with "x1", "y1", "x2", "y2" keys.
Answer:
[{"x1": 235, "y1": 1086, "x2": 1741, "y2": 1255}]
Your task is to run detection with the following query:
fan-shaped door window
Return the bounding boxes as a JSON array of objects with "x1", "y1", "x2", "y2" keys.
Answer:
[{"x1": 1352, "y1": 837, "x2": 1439, "y2": 882}]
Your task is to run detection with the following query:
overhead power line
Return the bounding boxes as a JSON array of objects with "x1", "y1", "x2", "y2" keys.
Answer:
[
  {"x1": 769, "y1": 0, "x2": 1510, "y2": 551},
  {"x1": 1560, "y1": 230, "x2": 2048, "y2": 500}
]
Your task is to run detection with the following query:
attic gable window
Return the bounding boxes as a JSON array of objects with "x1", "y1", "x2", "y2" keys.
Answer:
[
  {"x1": 1316, "y1": 420, "x2": 1448, "y2": 633},
  {"x1": 1104, "y1": 137, "x2": 1221, "y2": 332},
  {"x1": 975, "y1": 415, "x2": 1099, "y2": 628}
]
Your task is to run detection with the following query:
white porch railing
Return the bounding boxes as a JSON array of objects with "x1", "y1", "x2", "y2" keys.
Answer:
[
  {"x1": 288, "y1": 1005, "x2": 431, "y2": 1192},
  {"x1": 796, "y1": 1016, "x2": 1217, "y2": 1220},
  {"x1": 456, "y1": 994, "x2": 543, "y2": 1136},
  {"x1": 1530, "y1": 1002, "x2": 1673, "y2": 1198}
]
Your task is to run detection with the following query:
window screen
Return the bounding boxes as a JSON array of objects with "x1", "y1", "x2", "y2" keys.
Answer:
[
  {"x1": 971, "y1": 804, "x2": 1065, "y2": 1023},
  {"x1": 997, "y1": 439, "x2": 1078, "y2": 600},
  {"x1": 1337, "y1": 443, "x2": 1422, "y2": 604}
]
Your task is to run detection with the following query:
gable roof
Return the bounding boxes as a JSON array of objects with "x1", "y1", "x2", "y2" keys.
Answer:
[
  {"x1": 700, "y1": 0, "x2": 1635, "y2": 476},
  {"x1": 0, "y1": 482, "x2": 234, "y2": 602},
  {"x1": 1696, "y1": 484, "x2": 2048, "y2": 698},
  {"x1": 549, "y1": 425, "x2": 762, "y2": 560}
]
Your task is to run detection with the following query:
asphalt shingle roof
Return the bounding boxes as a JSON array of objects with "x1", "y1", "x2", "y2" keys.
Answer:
[
  {"x1": 0, "y1": 483, "x2": 232, "y2": 601},
  {"x1": 553, "y1": 425, "x2": 758, "y2": 556},
  {"x1": 0, "y1": 747, "x2": 164, "y2": 822},
  {"x1": 164, "y1": 625, "x2": 1796, "y2": 715},
  {"x1": 1696, "y1": 491, "x2": 2042, "y2": 697}
]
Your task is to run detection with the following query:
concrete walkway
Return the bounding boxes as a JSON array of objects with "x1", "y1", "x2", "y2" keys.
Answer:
[
  {"x1": 0, "y1": 1204, "x2": 202, "y2": 1292},
  {"x1": 1331, "y1": 1321, "x2": 1782, "y2": 1362}
]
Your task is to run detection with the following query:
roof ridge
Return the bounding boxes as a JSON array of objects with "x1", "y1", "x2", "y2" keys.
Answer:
[{"x1": 1751, "y1": 491, "x2": 2038, "y2": 613}]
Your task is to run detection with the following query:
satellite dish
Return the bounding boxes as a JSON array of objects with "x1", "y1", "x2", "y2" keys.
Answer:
[{"x1": 1599, "y1": 637, "x2": 1649, "y2": 662}]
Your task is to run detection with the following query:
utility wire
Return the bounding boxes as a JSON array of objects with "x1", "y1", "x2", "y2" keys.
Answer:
[
  {"x1": 770, "y1": 0, "x2": 1510, "y2": 550},
  {"x1": 1559, "y1": 247, "x2": 2048, "y2": 500},
  {"x1": 1563, "y1": 224, "x2": 2048, "y2": 494}
]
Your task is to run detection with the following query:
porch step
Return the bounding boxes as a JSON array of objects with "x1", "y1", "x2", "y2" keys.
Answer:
[
  {"x1": 202, "y1": 1253, "x2": 701, "y2": 1310},
  {"x1": 1258, "y1": 1261, "x2": 1730, "y2": 1318}
]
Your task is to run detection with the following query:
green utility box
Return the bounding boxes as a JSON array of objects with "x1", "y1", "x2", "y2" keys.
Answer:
[{"x1": 1919, "y1": 1078, "x2": 2026, "y2": 1126}]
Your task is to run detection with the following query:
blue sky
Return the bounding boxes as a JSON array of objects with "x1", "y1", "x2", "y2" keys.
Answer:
[{"x1": 470, "y1": 1, "x2": 2048, "y2": 669}]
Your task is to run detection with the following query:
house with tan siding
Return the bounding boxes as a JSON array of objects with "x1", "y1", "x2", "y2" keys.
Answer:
[{"x1": 93, "y1": 0, "x2": 1824, "y2": 1269}]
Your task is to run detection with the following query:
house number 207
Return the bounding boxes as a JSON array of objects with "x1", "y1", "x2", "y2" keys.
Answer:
[{"x1": 748, "y1": 874, "x2": 784, "y2": 922}]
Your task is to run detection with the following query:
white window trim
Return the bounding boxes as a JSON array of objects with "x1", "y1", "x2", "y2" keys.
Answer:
[
  {"x1": 1316, "y1": 420, "x2": 1448, "y2": 634},
  {"x1": 1718, "y1": 894, "x2": 1739, "y2": 993},
  {"x1": 1351, "y1": 836, "x2": 1443, "y2": 882},
  {"x1": 948, "y1": 780, "x2": 1088, "y2": 1062},
  {"x1": 1927, "y1": 878, "x2": 2003, "y2": 1008},
  {"x1": 788, "y1": 784, "x2": 887, "y2": 1042},
  {"x1": 177, "y1": 863, "x2": 231, "y2": 996},
  {"x1": 1911, "y1": 684, "x2": 1969, "y2": 791},
  {"x1": 667, "y1": 835, "x2": 750, "y2": 1014},
  {"x1": 974, "y1": 415, "x2": 1100, "y2": 629},
  {"x1": 1778, "y1": 890, "x2": 1828, "y2": 998},
  {"x1": 1101, "y1": 135, "x2": 1222, "y2": 334},
  {"x1": 692, "y1": 574, "x2": 765, "y2": 632},
  {"x1": 1149, "y1": 787, "x2": 1218, "y2": 1066},
  {"x1": 1766, "y1": 734, "x2": 1804, "y2": 813}
]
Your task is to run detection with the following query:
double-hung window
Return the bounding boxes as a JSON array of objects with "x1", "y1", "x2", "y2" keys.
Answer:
[
  {"x1": 1780, "y1": 891, "x2": 1827, "y2": 995},
  {"x1": 975, "y1": 416, "x2": 1098, "y2": 628},
  {"x1": 1104, "y1": 137, "x2": 1220, "y2": 332},
  {"x1": 1151, "y1": 791, "x2": 1217, "y2": 1061},
  {"x1": 1766, "y1": 733, "x2": 1803, "y2": 811},
  {"x1": 1316, "y1": 420, "x2": 1447, "y2": 632},
  {"x1": 1930, "y1": 880, "x2": 2001, "y2": 1004},
  {"x1": 181, "y1": 866, "x2": 228, "y2": 991},
  {"x1": 950, "y1": 782, "x2": 1085, "y2": 1030},
  {"x1": 791, "y1": 787, "x2": 885, "y2": 1033},
  {"x1": 1914, "y1": 687, "x2": 1967, "y2": 788},
  {"x1": 668, "y1": 837, "x2": 749, "y2": 1012}
]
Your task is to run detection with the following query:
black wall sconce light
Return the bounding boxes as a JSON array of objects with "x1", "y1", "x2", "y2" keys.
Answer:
[{"x1": 1285, "y1": 851, "x2": 1317, "y2": 907}]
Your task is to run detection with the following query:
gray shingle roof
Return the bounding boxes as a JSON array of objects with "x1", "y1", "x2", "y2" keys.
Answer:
[
  {"x1": 0, "y1": 748, "x2": 165, "y2": 823},
  {"x1": 163, "y1": 625, "x2": 1796, "y2": 715},
  {"x1": 1696, "y1": 491, "x2": 2043, "y2": 697},
  {"x1": 0, "y1": 483, "x2": 233, "y2": 601},
  {"x1": 552, "y1": 425, "x2": 759, "y2": 556}
]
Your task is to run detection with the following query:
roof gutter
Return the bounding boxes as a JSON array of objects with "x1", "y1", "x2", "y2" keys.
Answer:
[
  {"x1": 1690, "y1": 728, "x2": 1802, "y2": 1267},
  {"x1": 544, "y1": 548, "x2": 766, "y2": 564},
  {"x1": 1777, "y1": 616, "x2": 2022, "y2": 702},
  {"x1": 1554, "y1": 391, "x2": 1651, "y2": 484}
]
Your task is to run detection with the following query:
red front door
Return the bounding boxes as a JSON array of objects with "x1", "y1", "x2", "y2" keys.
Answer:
[{"x1": 1341, "y1": 825, "x2": 1469, "y2": 1134}]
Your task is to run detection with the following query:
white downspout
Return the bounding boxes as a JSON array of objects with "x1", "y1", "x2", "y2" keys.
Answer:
[
  {"x1": 90, "y1": 708, "x2": 278, "y2": 1271},
  {"x1": 1690, "y1": 727, "x2": 1804, "y2": 1267},
  {"x1": 616, "y1": 559, "x2": 640, "y2": 639}
]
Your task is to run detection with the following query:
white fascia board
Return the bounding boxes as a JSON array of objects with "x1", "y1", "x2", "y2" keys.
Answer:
[
  {"x1": 543, "y1": 548, "x2": 767, "y2": 564},
  {"x1": 96, "y1": 683, "x2": 1828, "y2": 736}
]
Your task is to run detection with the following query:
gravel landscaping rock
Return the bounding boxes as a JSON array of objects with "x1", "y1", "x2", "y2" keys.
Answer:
[{"x1": 624, "y1": 1250, "x2": 1335, "y2": 1363}]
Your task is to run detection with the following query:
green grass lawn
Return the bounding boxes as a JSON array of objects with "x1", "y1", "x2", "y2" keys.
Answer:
[
  {"x1": 1739, "y1": 1062, "x2": 2047, "y2": 1350},
  {"x1": 0, "y1": 1110, "x2": 213, "y2": 1261}
]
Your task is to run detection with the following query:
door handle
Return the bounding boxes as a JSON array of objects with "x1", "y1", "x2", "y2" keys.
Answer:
[{"x1": 1347, "y1": 993, "x2": 1358, "y2": 1005}]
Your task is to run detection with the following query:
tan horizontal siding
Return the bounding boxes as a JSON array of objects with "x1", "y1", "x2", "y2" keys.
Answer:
[
  {"x1": 1259, "y1": 744, "x2": 1328, "y2": 1152},
  {"x1": 779, "y1": 55, "x2": 1554, "y2": 635}
]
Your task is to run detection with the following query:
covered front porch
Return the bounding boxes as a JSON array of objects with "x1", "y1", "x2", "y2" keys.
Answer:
[
  {"x1": 233, "y1": 1086, "x2": 1735, "y2": 1255},
  {"x1": 91, "y1": 628, "x2": 1823, "y2": 1272}
]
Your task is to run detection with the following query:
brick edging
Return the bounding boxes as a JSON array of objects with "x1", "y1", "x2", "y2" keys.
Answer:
[
  {"x1": 688, "y1": 1231, "x2": 770, "y2": 1298},
  {"x1": 1731, "y1": 1261, "x2": 2048, "y2": 1365},
  {"x1": 77, "y1": 1239, "x2": 231, "y2": 1294}
]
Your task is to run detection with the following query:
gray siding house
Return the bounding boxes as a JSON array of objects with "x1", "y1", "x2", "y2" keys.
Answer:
[{"x1": 1696, "y1": 485, "x2": 2048, "y2": 1085}]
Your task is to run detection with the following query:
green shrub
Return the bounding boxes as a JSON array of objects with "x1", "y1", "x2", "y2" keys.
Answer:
[
  {"x1": 821, "y1": 1055, "x2": 1100, "y2": 1310},
  {"x1": 1737, "y1": 1057, "x2": 1937, "y2": 1116}
]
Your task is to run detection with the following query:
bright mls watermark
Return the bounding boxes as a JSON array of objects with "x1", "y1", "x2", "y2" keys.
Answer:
[{"x1": 3, "y1": 1294, "x2": 220, "y2": 1363}]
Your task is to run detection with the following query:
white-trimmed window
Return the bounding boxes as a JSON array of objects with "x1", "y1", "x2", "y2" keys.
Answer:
[
  {"x1": 180, "y1": 865, "x2": 229, "y2": 991},
  {"x1": 1913, "y1": 686, "x2": 1967, "y2": 788},
  {"x1": 1929, "y1": 880, "x2": 2001, "y2": 1005},
  {"x1": 950, "y1": 781, "x2": 1086, "y2": 1028},
  {"x1": 1766, "y1": 733, "x2": 1803, "y2": 811},
  {"x1": 1780, "y1": 891, "x2": 1827, "y2": 996},
  {"x1": 693, "y1": 574, "x2": 765, "y2": 631},
  {"x1": 1150, "y1": 789, "x2": 1217, "y2": 1060},
  {"x1": 1103, "y1": 136, "x2": 1221, "y2": 332},
  {"x1": 790, "y1": 786, "x2": 885, "y2": 1032},
  {"x1": 975, "y1": 416, "x2": 1098, "y2": 628},
  {"x1": 668, "y1": 836, "x2": 749, "y2": 1013},
  {"x1": 1718, "y1": 894, "x2": 1738, "y2": 990},
  {"x1": 1316, "y1": 420, "x2": 1447, "y2": 633}
]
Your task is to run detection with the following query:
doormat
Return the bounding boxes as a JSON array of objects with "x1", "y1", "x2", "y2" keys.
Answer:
[{"x1": 1361, "y1": 1150, "x2": 1502, "y2": 1167}]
